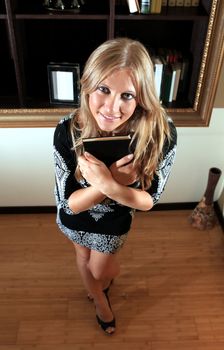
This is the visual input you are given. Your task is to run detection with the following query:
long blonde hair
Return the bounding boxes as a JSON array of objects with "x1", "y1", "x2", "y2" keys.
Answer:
[{"x1": 70, "y1": 37, "x2": 170, "y2": 190}]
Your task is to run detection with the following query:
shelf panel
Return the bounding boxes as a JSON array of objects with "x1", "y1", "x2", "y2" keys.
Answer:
[
  {"x1": 116, "y1": 3, "x2": 209, "y2": 19},
  {"x1": 115, "y1": 14, "x2": 208, "y2": 21},
  {"x1": 15, "y1": 14, "x2": 109, "y2": 20}
]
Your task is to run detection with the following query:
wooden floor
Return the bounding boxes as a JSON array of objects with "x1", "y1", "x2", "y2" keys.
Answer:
[{"x1": 0, "y1": 210, "x2": 224, "y2": 349}]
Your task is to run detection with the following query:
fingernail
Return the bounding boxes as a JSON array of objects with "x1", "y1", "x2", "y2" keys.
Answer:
[{"x1": 127, "y1": 153, "x2": 134, "y2": 159}]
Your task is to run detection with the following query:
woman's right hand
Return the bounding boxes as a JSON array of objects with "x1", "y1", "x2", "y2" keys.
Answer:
[{"x1": 110, "y1": 154, "x2": 138, "y2": 186}]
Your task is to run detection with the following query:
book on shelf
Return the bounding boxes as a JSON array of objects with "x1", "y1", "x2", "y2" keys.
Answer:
[
  {"x1": 152, "y1": 56, "x2": 164, "y2": 99},
  {"x1": 168, "y1": 67, "x2": 177, "y2": 103},
  {"x1": 127, "y1": 0, "x2": 140, "y2": 13},
  {"x1": 166, "y1": 0, "x2": 199, "y2": 6},
  {"x1": 168, "y1": 0, "x2": 176, "y2": 6},
  {"x1": 140, "y1": 0, "x2": 150, "y2": 14},
  {"x1": 82, "y1": 135, "x2": 132, "y2": 166},
  {"x1": 171, "y1": 62, "x2": 182, "y2": 101},
  {"x1": 191, "y1": 0, "x2": 199, "y2": 6},
  {"x1": 184, "y1": 0, "x2": 191, "y2": 6},
  {"x1": 160, "y1": 60, "x2": 173, "y2": 104},
  {"x1": 167, "y1": 62, "x2": 182, "y2": 102},
  {"x1": 151, "y1": 0, "x2": 162, "y2": 13},
  {"x1": 150, "y1": 47, "x2": 191, "y2": 105},
  {"x1": 176, "y1": 0, "x2": 184, "y2": 6},
  {"x1": 156, "y1": 48, "x2": 189, "y2": 104}
]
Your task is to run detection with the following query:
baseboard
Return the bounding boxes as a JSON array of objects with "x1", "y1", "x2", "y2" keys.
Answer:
[
  {"x1": 0, "y1": 206, "x2": 57, "y2": 214},
  {"x1": 151, "y1": 202, "x2": 198, "y2": 211},
  {"x1": 0, "y1": 202, "x2": 197, "y2": 214},
  {"x1": 0, "y1": 202, "x2": 223, "y2": 231}
]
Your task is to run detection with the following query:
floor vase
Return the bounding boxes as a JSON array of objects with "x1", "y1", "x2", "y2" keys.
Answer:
[{"x1": 189, "y1": 167, "x2": 222, "y2": 230}]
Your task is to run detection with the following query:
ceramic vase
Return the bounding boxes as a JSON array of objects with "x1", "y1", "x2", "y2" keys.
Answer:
[{"x1": 189, "y1": 167, "x2": 222, "y2": 230}]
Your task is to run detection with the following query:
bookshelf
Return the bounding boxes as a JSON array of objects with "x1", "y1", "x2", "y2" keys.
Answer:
[{"x1": 0, "y1": 0, "x2": 223, "y2": 127}]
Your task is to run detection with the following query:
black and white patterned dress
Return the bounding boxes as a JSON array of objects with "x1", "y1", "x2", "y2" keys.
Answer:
[{"x1": 53, "y1": 114, "x2": 177, "y2": 254}]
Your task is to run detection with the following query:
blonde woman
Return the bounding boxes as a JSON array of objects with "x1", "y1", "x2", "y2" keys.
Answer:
[{"x1": 53, "y1": 38, "x2": 177, "y2": 334}]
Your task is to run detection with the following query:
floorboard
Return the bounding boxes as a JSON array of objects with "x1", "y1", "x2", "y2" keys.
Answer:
[{"x1": 0, "y1": 210, "x2": 224, "y2": 349}]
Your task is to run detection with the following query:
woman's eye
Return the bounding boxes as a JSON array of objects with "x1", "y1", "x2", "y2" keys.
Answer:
[
  {"x1": 98, "y1": 86, "x2": 109, "y2": 94},
  {"x1": 122, "y1": 93, "x2": 135, "y2": 101}
]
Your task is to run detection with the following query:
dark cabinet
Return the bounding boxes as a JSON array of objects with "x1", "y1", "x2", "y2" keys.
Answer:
[{"x1": 0, "y1": 0, "x2": 223, "y2": 127}]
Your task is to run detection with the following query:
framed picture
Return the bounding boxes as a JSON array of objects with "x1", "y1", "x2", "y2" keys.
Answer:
[{"x1": 47, "y1": 62, "x2": 80, "y2": 106}]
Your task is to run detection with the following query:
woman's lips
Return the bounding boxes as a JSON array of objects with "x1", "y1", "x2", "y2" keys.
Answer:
[{"x1": 99, "y1": 113, "x2": 121, "y2": 121}]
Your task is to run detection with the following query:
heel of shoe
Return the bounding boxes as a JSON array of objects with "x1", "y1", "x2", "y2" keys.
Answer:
[{"x1": 96, "y1": 290, "x2": 115, "y2": 334}]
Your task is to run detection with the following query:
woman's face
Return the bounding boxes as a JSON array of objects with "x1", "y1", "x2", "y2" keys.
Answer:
[{"x1": 88, "y1": 68, "x2": 137, "y2": 132}]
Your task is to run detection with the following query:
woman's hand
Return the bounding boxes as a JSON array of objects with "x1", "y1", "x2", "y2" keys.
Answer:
[
  {"x1": 110, "y1": 154, "x2": 138, "y2": 186},
  {"x1": 79, "y1": 152, "x2": 152, "y2": 210},
  {"x1": 78, "y1": 152, "x2": 114, "y2": 192}
]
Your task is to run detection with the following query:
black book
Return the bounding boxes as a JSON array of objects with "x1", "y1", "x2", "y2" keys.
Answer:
[{"x1": 82, "y1": 135, "x2": 132, "y2": 166}]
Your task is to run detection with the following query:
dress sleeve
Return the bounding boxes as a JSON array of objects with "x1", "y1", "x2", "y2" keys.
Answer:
[
  {"x1": 53, "y1": 117, "x2": 81, "y2": 215},
  {"x1": 147, "y1": 119, "x2": 177, "y2": 205}
]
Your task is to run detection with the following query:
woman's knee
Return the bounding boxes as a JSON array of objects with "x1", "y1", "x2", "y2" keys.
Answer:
[{"x1": 88, "y1": 251, "x2": 120, "y2": 281}]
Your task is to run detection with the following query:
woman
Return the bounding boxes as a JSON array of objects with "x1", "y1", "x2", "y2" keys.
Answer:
[{"x1": 53, "y1": 37, "x2": 177, "y2": 334}]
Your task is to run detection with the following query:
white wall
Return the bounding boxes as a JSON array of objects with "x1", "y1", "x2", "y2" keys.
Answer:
[
  {"x1": 161, "y1": 108, "x2": 224, "y2": 204},
  {"x1": 0, "y1": 108, "x2": 223, "y2": 207},
  {"x1": 0, "y1": 128, "x2": 55, "y2": 206}
]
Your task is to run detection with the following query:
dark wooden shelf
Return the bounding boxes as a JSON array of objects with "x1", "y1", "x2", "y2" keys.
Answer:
[
  {"x1": 15, "y1": 14, "x2": 109, "y2": 20},
  {"x1": 115, "y1": 13, "x2": 208, "y2": 21},
  {"x1": 116, "y1": 5, "x2": 208, "y2": 20}
]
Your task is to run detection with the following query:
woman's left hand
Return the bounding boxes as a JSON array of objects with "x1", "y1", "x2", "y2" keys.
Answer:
[
  {"x1": 78, "y1": 152, "x2": 113, "y2": 191},
  {"x1": 110, "y1": 154, "x2": 138, "y2": 186}
]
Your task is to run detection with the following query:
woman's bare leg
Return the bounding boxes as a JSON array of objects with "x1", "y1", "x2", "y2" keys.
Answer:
[{"x1": 73, "y1": 243, "x2": 120, "y2": 331}]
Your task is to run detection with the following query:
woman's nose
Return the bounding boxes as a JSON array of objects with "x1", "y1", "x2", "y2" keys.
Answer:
[{"x1": 104, "y1": 95, "x2": 121, "y2": 114}]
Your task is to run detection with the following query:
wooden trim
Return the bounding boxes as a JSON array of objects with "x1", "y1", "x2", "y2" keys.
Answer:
[
  {"x1": 0, "y1": 202, "x2": 200, "y2": 214},
  {"x1": 151, "y1": 202, "x2": 198, "y2": 211},
  {"x1": 1, "y1": 201, "x2": 222, "y2": 232},
  {"x1": 0, "y1": 109, "x2": 70, "y2": 128},
  {"x1": 0, "y1": 206, "x2": 57, "y2": 214}
]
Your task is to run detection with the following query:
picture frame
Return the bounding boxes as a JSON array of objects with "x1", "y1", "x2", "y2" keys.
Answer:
[{"x1": 47, "y1": 62, "x2": 80, "y2": 106}]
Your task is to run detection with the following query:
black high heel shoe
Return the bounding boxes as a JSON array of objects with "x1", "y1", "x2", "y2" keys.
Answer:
[
  {"x1": 96, "y1": 313, "x2": 116, "y2": 335},
  {"x1": 96, "y1": 292, "x2": 116, "y2": 335}
]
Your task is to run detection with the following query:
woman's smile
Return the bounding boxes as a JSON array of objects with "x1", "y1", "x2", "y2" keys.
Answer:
[
  {"x1": 99, "y1": 112, "x2": 121, "y2": 122},
  {"x1": 89, "y1": 68, "x2": 137, "y2": 132}
]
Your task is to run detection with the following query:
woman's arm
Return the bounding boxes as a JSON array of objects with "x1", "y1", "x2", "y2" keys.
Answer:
[
  {"x1": 68, "y1": 187, "x2": 106, "y2": 213},
  {"x1": 68, "y1": 153, "x2": 142, "y2": 213},
  {"x1": 54, "y1": 118, "x2": 107, "y2": 215},
  {"x1": 101, "y1": 180, "x2": 153, "y2": 211},
  {"x1": 78, "y1": 152, "x2": 153, "y2": 211}
]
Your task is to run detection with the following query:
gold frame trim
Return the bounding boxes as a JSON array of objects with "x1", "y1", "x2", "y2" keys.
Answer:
[
  {"x1": 194, "y1": 0, "x2": 218, "y2": 110},
  {"x1": 0, "y1": 108, "x2": 72, "y2": 127},
  {"x1": 0, "y1": 1, "x2": 223, "y2": 128}
]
